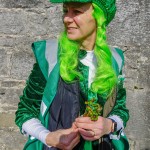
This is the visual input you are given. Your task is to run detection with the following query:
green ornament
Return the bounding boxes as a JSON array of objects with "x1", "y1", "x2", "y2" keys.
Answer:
[{"x1": 83, "y1": 99, "x2": 102, "y2": 121}]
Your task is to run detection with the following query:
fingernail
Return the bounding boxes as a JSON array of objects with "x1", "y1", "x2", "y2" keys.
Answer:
[{"x1": 75, "y1": 118, "x2": 78, "y2": 122}]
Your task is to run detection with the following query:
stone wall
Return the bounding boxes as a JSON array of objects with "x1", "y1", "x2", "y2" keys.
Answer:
[{"x1": 0, "y1": 0, "x2": 149, "y2": 149}]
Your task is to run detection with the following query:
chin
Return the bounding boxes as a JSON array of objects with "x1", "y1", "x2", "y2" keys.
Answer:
[
  {"x1": 67, "y1": 36, "x2": 81, "y2": 41},
  {"x1": 67, "y1": 33, "x2": 81, "y2": 41}
]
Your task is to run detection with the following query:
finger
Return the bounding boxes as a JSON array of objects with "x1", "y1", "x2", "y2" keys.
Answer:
[
  {"x1": 75, "y1": 122, "x2": 94, "y2": 130},
  {"x1": 75, "y1": 117, "x2": 95, "y2": 123},
  {"x1": 66, "y1": 131, "x2": 78, "y2": 141},
  {"x1": 72, "y1": 122, "x2": 78, "y2": 131},
  {"x1": 71, "y1": 135, "x2": 80, "y2": 148},
  {"x1": 81, "y1": 134, "x2": 97, "y2": 141},
  {"x1": 78, "y1": 128, "x2": 94, "y2": 137},
  {"x1": 61, "y1": 131, "x2": 78, "y2": 145},
  {"x1": 65, "y1": 135, "x2": 80, "y2": 150},
  {"x1": 65, "y1": 128, "x2": 78, "y2": 135},
  {"x1": 57, "y1": 143, "x2": 66, "y2": 150}
]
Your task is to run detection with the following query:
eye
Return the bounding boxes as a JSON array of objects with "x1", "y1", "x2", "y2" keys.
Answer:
[
  {"x1": 63, "y1": 8, "x2": 68, "y2": 14},
  {"x1": 73, "y1": 9, "x2": 82, "y2": 15}
]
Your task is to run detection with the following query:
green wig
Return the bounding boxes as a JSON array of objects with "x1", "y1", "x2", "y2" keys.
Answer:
[
  {"x1": 91, "y1": 3, "x2": 117, "y2": 97},
  {"x1": 59, "y1": 3, "x2": 117, "y2": 98},
  {"x1": 58, "y1": 32, "x2": 81, "y2": 82}
]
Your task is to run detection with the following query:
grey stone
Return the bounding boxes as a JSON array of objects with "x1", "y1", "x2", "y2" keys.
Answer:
[
  {"x1": 0, "y1": 35, "x2": 32, "y2": 49},
  {"x1": 0, "y1": 49, "x2": 9, "y2": 76},
  {"x1": 0, "y1": 87, "x2": 23, "y2": 108},
  {"x1": 0, "y1": 112, "x2": 16, "y2": 127},
  {"x1": 0, "y1": 128, "x2": 27, "y2": 150},
  {"x1": 0, "y1": 0, "x2": 42, "y2": 8},
  {"x1": 10, "y1": 51, "x2": 35, "y2": 80},
  {"x1": 25, "y1": 9, "x2": 49, "y2": 36},
  {"x1": 0, "y1": 36, "x2": 15, "y2": 47},
  {"x1": 126, "y1": 89, "x2": 150, "y2": 139},
  {"x1": 0, "y1": 10, "x2": 26, "y2": 34},
  {"x1": 46, "y1": 5, "x2": 64, "y2": 36},
  {"x1": 1, "y1": 80, "x2": 25, "y2": 88}
]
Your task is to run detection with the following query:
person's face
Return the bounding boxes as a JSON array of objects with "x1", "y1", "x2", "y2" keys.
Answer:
[{"x1": 63, "y1": 2, "x2": 96, "y2": 41}]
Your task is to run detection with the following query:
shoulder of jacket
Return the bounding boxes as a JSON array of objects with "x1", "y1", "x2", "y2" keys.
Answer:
[
  {"x1": 32, "y1": 39, "x2": 58, "y2": 49},
  {"x1": 32, "y1": 39, "x2": 46, "y2": 45},
  {"x1": 110, "y1": 46, "x2": 125, "y2": 74},
  {"x1": 31, "y1": 39, "x2": 59, "y2": 80}
]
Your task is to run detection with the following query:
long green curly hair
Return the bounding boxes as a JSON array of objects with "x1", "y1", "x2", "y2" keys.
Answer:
[{"x1": 58, "y1": 3, "x2": 117, "y2": 98}]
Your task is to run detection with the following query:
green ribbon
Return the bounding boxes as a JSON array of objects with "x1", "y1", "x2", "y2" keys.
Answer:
[
  {"x1": 78, "y1": 49, "x2": 87, "y2": 59},
  {"x1": 78, "y1": 49, "x2": 97, "y2": 150},
  {"x1": 84, "y1": 141, "x2": 93, "y2": 150}
]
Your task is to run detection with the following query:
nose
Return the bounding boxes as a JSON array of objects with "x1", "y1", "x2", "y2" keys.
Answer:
[{"x1": 63, "y1": 11, "x2": 74, "y2": 24}]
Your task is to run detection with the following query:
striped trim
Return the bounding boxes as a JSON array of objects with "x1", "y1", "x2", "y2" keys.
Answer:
[
  {"x1": 109, "y1": 128, "x2": 124, "y2": 140},
  {"x1": 39, "y1": 40, "x2": 60, "y2": 120},
  {"x1": 40, "y1": 101, "x2": 47, "y2": 117},
  {"x1": 111, "y1": 47, "x2": 123, "y2": 73},
  {"x1": 45, "y1": 39, "x2": 58, "y2": 76},
  {"x1": 30, "y1": 136, "x2": 35, "y2": 140}
]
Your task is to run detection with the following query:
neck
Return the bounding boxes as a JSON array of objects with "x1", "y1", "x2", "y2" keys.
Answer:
[{"x1": 80, "y1": 30, "x2": 96, "y2": 51}]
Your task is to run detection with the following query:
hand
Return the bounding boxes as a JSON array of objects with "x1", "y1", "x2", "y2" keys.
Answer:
[
  {"x1": 46, "y1": 123, "x2": 80, "y2": 150},
  {"x1": 75, "y1": 116, "x2": 112, "y2": 141}
]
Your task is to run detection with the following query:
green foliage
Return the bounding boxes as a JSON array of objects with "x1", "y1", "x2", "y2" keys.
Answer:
[{"x1": 83, "y1": 99, "x2": 102, "y2": 121}]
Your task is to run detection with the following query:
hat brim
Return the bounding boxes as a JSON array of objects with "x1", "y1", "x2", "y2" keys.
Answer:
[{"x1": 50, "y1": 0, "x2": 92, "y2": 3}]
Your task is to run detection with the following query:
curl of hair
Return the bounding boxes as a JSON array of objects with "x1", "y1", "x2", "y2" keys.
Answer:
[
  {"x1": 91, "y1": 3, "x2": 117, "y2": 97},
  {"x1": 58, "y1": 32, "x2": 82, "y2": 82}
]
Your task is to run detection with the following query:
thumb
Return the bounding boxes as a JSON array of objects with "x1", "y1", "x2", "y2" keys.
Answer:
[
  {"x1": 72, "y1": 122, "x2": 78, "y2": 130},
  {"x1": 60, "y1": 129, "x2": 77, "y2": 145}
]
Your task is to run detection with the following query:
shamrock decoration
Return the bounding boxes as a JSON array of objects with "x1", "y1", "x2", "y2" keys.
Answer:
[{"x1": 83, "y1": 99, "x2": 102, "y2": 121}]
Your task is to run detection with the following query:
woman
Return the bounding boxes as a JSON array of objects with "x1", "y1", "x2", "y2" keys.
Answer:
[{"x1": 15, "y1": 0, "x2": 129, "y2": 149}]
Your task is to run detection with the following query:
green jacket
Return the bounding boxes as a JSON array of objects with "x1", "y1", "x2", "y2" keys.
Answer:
[{"x1": 15, "y1": 39, "x2": 129, "y2": 150}]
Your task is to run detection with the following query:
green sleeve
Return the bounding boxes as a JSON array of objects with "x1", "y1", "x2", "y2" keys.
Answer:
[
  {"x1": 15, "y1": 63, "x2": 46, "y2": 132},
  {"x1": 109, "y1": 48, "x2": 129, "y2": 127},
  {"x1": 109, "y1": 71, "x2": 129, "y2": 127}
]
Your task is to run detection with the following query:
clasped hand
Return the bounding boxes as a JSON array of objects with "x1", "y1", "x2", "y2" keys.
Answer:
[
  {"x1": 46, "y1": 123, "x2": 80, "y2": 150},
  {"x1": 46, "y1": 116, "x2": 112, "y2": 149},
  {"x1": 75, "y1": 116, "x2": 112, "y2": 141}
]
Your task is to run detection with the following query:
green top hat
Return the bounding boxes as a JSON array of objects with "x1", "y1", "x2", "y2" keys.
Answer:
[{"x1": 49, "y1": 0, "x2": 116, "y2": 25}]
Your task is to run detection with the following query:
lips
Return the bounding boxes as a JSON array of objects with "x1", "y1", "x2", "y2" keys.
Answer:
[{"x1": 67, "y1": 27, "x2": 77, "y2": 32}]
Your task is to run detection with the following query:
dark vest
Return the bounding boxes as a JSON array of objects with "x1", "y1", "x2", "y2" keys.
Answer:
[
  {"x1": 44, "y1": 77, "x2": 80, "y2": 150},
  {"x1": 43, "y1": 77, "x2": 112, "y2": 150}
]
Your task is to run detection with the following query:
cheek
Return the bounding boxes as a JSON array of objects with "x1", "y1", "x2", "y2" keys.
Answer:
[
  {"x1": 74, "y1": 14, "x2": 96, "y2": 28},
  {"x1": 74, "y1": 16, "x2": 83, "y2": 26},
  {"x1": 87, "y1": 14, "x2": 96, "y2": 26}
]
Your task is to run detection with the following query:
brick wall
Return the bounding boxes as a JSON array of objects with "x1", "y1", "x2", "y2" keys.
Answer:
[{"x1": 0, "y1": 0, "x2": 149, "y2": 149}]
